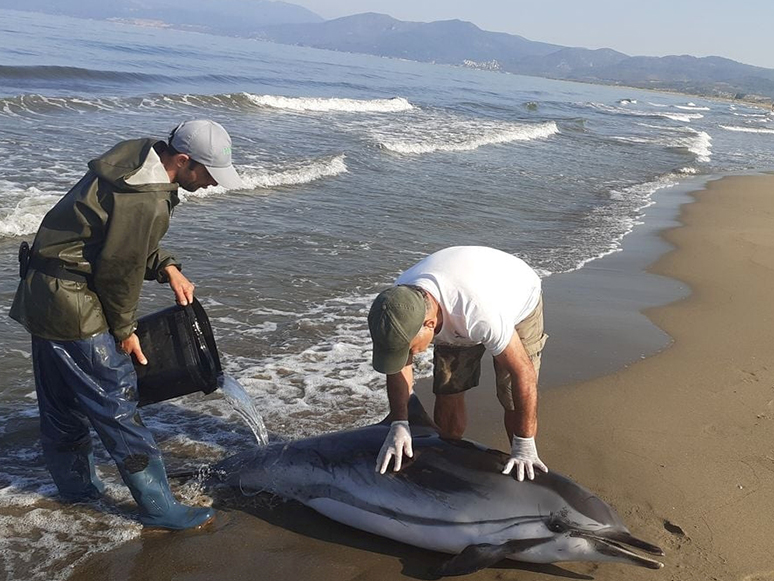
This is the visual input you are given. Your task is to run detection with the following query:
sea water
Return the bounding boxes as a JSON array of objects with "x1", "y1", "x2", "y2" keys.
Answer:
[{"x1": 1, "y1": 8, "x2": 774, "y2": 580}]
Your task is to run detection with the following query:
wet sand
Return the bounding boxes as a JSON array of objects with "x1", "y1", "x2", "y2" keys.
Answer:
[{"x1": 70, "y1": 174, "x2": 774, "y2": 581}]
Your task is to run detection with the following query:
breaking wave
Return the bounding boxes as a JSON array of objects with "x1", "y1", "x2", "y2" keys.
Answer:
[
  {"x1": 183, "y1": 155, "x2": 348, "y2": 199},
  {"x1": 379, "y1": 121, "x2": 559, "y2": 154},
  {"x1": 0, "y1": 156, "x2": 348, "y2": 233},
  {"x1": 243, "y1": 155, "x2": 348, "y2": 188},
  {"x1": 0, "y1": 186, "x2": 61, "y2": 238},
  {"x1": 675, "y1": 104, "x2": 710, "y2": 111},
  {"x1": 589, "y1": 102, "x2": 703, "y2": 123},
  {"x1": 720, "y1": 125, "x2": 774, "y2": 134},
  {"x1": 0, "y1": 93, "x2": 413, "y2": 118},
  {"x1": 613, "y1": 127, "x2": 712, "y2": 163},
  {"x1": 243, "y1": 94, "x2": 414, "y2": 113}
]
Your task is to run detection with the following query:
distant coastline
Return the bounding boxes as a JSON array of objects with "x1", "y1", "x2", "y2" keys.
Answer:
[{"x1": 119, "y1": 15, "x2": 774, "y2": 110}]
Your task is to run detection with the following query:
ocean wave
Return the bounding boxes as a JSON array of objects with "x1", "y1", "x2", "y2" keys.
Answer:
[
  {"x1": 612, "y1": 127, "x2": 712, "y2": 163},
  {"x1": 0, "y1": 94, "x2": 135, "y2": 117},
  {"x1": 182, "y1": 155, "x2": 348, "y2": 199},
  {"x1": 589, "y1": 102, "x2": 703, "y2": 123},
  {"x1": 0, "y1": 92, "x2": 414, "y2": 118},
  {"x1": 241, "y1": 155, "x2": 348, "y2": 188},
  {"x1": 682, "y1": 130, "x2": 712, "y2": 162},
  {"x1": 0, "y1": 187, "x2": 61, "y2": 238},
  {"x1": 719, "y1": 125, "x2": 774, "y2": 134},
  {"x1": 0, "y1": 93, "x2": 219, "y2": 117},
  {"x1": 0, "y1": 64, "x2": 163, "y2": 84},
  {"x1": 379, "y1": 121, "x2": 559, "y2": 154},
  {"x1": 657, "y1": 112, "x2": 704, "y2": 122},
  {"x1": 0, "y1": 157, "x2": 348, "y2": 233},
  {"x1": 731, "y1": 112, "x2": 769, "y2": 120},
  {"x1": 675, "y1": 104, "x2": 710, "y2": 111},
  {"x1": 607, "y1": 174, "x2": 681, "y2": 203},
  {"x1": 243, "y1": 94, "x2": 414, "y2": 113}
]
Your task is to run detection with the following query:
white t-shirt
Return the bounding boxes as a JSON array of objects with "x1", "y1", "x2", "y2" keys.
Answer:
[{"x1": 395, "y1": 246, "x2": 541, "y2": 356}]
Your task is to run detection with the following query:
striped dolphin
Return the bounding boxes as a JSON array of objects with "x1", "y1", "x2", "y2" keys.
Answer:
[{"x1": 215, "y1": 395, "x2": 664, "y2": 575}]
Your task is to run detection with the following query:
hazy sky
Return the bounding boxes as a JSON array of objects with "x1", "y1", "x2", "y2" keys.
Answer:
[{"x1": 289, "y1": 0, "x2": 773, "y2": 69}]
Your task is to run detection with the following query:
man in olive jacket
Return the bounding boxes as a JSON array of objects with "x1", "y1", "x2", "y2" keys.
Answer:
[{"x1": 10, "y1": 119, "x2": 243, "y2": 530}]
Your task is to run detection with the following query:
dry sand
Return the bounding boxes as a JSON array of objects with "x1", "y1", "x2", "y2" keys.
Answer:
[{"x1": 70, "y1": 174, "x2": 774, "y2": 581}]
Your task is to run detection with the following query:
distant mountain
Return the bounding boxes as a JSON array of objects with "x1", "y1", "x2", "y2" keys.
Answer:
[
  {"x1": 257, "y1": 13, "x2": 562, "y2": 63},
  {"x1": 0, "y1": 1, "x2": 323, "y2": 35},
  {"x1": 256, "y1": 13, "x2": 774, "y2": 103}
]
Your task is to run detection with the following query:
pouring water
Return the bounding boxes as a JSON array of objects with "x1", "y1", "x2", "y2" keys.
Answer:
[{"x1": 217, "y1": 374, "x2": 269, "y2": 446}]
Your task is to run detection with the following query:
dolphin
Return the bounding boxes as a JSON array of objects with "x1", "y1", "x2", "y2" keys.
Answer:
[{"x1": 214, "y1": 395, "x2": 664, "y2": 576}]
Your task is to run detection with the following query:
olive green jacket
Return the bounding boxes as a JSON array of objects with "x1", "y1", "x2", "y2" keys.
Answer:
[{"x1": 10, "y1": 138, "x2": 181, "y2": 341}]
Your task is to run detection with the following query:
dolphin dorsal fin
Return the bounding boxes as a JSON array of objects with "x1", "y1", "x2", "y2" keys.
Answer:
[
  {"x1": 407, "y1": 393, "x2": 437, "y2": 429},
  {"x1": 376, "y1": 394, "x2": 438, "y2": 431}
]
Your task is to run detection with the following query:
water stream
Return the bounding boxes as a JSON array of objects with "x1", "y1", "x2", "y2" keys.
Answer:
[{"x1": 217, "y1": 373, "x2": 269, "y2": 446}]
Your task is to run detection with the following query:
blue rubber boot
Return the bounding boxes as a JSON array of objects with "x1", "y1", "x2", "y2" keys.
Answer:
[
  {"x1": 120, "y1": 457, "x2": 214, "y2": 530},
  {"x1": 42, "y1": 435, "x2": 105, "y2": 502}
]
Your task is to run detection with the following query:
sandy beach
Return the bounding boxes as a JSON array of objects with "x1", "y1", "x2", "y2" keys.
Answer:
[{"x1": 69, "y1": 173, "x2": 774, "y2": 581}]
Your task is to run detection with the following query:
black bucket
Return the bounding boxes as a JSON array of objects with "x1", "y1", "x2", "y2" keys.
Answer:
[{"x1": 133, "y1": 297, "x2": 221, "y2": 407}]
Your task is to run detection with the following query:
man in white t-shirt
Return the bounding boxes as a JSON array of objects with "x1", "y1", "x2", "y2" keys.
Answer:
[{"x1": 368, "y1": 246, "x2": 549, "y2": 481}]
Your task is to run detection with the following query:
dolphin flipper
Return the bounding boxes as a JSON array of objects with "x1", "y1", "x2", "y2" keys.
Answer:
[{"x1": 434, "y1": 538, "x2": 552, "y2": 577}]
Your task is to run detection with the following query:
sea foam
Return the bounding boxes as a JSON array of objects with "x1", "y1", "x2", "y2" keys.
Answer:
[{"x1": 571, "y1": 173, "x2": 683, "y2": 271}]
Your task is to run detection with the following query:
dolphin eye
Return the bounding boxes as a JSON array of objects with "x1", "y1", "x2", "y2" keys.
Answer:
[{"x1": 547, "y1": 518, "x2": 567, "y2": 533}]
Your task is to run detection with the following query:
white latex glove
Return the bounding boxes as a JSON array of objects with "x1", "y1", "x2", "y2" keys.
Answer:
[
  {"x1": 501, "y1": 436, "x2": 548, "y2": 481},
  {"x1": 376, "y1": 421, "x2": 413, "y2": 474}
]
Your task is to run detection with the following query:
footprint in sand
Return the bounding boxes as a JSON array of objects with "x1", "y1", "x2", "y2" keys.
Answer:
[{"x1": 742, "y1": 573, "x2": 774, "y2": 581}]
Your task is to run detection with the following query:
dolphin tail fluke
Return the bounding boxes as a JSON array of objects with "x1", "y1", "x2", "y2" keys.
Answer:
[{"x1": 433, "y1": 538, "x2": 551, "y2": 577}]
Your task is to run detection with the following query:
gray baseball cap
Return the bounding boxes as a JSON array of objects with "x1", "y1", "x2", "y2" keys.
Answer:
[
  {"x1": 368, "y1": 286, "x2": 426, "y2": 375},
  {"x1": 170, "y1": 119, "x2": 244, "y2": 190}
]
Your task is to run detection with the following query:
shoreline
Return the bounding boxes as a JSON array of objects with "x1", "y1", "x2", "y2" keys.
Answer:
[
  {"x1": 70, "y1": 173, "x2": 774, "y2": 580},
  {"x1": 532, "y1": 173, "x2": 774, "y2": 580}
]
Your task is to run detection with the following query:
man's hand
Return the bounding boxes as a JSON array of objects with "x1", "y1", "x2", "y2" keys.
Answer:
[
  {"x1": 376, "y1": 421, "x2": 413, "y2": 474},
  {"x1": 120, "y1": 333, "x2": 148, "y2": 365},
  {"x1": 502, "y1": 436, "x2": 548, "y2": 481},
  {"x1": 165, "y1": 265, "x2": 195, "y2": 306}
]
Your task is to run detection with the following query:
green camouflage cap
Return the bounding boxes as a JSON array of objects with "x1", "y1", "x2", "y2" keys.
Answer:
[{"x1": 368, "y1": 286, "x2": 426, "y2": 375}]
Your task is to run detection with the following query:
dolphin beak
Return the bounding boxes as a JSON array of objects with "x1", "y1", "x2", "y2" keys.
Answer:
[
  {"x1": 572, "y1": 531, "x2": 665, "y2": 569},
  {"x1": 602, "y1": 530, "x2": 665, "y2": 556}
]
